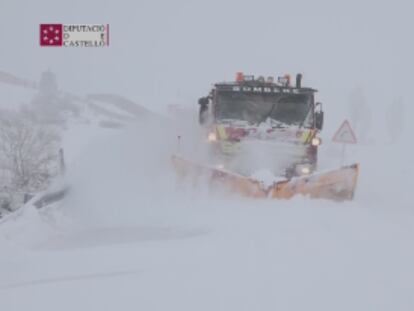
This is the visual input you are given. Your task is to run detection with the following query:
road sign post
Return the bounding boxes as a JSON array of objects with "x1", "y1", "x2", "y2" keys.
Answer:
[{"x1": 332, "y1": 120, "x2": 357, "y2": 166}]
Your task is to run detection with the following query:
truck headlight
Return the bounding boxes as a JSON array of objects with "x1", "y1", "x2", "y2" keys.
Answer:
[
  {"x1": 295, "y1": 164, "x2": 311, "y2": 175},
  {"x1": 301, "y1": 166, "x2": 311, "y2": 175},
  {"x1": 311, "y1": 137, "x2": 322, "y2": 146},
  {"x1": 208, "y1": 132, "x2": 217, "y2": 142}
]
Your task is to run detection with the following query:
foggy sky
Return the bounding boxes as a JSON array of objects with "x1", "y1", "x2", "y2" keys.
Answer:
[{"x1": 1, "y1": 0, "x2": 413, "y2": 128}]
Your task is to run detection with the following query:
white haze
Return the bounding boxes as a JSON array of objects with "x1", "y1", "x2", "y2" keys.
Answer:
[
  {"x1": 62, "y1": 119, "x2": 192, "y2": 228},
  {"x1": 1, "y1": 0, "x2": 413, "y2": 123}
]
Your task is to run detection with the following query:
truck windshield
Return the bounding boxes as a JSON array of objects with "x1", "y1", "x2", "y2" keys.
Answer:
[{"x1": 216, "y1": 92, "x2": 313, "y2": 127}]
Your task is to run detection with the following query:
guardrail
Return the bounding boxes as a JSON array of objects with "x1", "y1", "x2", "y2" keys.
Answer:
[{"x1": 0, "y1": 186, "x2": 69, "y2": 224}]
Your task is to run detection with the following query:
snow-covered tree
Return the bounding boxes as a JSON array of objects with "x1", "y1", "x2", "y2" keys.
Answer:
[
  {"x1": 386, "y1": 97, "x2": 404, "y2": 144},
  {"x1": 31, "y1": 70, "x2": 80, "y2": 124},
  {"x1": 0, "y1": 110, "x2": 60, "y2": 202}
]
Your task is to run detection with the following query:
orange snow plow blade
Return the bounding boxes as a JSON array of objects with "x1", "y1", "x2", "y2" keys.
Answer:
[
  {"x1": 172, "y1": 155, "x2": 266, "y2": 198},
  {"x1": 269, "y1": 164, "x2": 359, "y2": 201},
  {"x1": 172, "y1": 155, "x2": 359, "y2": 201}
]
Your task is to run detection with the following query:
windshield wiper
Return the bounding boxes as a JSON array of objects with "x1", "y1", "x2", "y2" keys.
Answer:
[
  {"x1": 298, "y1": 106, "x2": 312, "y2": 129},
  {"x1": 259, "y1": 102, "x2": 277, "y2": 125},
  {"x1": 258, "y1": 96, "x2": 288, "y2": 126}
]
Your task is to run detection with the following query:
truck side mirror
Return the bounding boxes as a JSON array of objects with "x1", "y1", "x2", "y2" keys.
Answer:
[
  {"x1": 315, "y1": 111, "x2": 324, "y2": 130},
  {"x1": 198, "y1": 97, "x2": 209, "y2": 125},
  {"x1": 314, "y1": 102, "x2": 323, "y2": 130}
]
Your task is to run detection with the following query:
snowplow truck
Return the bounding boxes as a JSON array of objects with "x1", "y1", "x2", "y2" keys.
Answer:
[{"x1": 172, "y1": 73, "x2": 359, "y2": 201}]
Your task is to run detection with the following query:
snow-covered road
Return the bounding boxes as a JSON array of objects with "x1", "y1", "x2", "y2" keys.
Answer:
[
  {"x1": 1, "y1": 116, "x2": 413, "y2": 311},
  {"x1": 2, "y1": 200, "x2": 414, "y2": 311}
]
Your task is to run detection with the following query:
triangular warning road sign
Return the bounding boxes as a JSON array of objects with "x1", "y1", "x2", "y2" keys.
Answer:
[{"x1": 332, "y1": 120, "x2": 357, "y2": 144}]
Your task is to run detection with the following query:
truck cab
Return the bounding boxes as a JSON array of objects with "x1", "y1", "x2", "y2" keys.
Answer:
[{"x1": 198, "y1": 73, "x2": 324, "y2": 178}]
